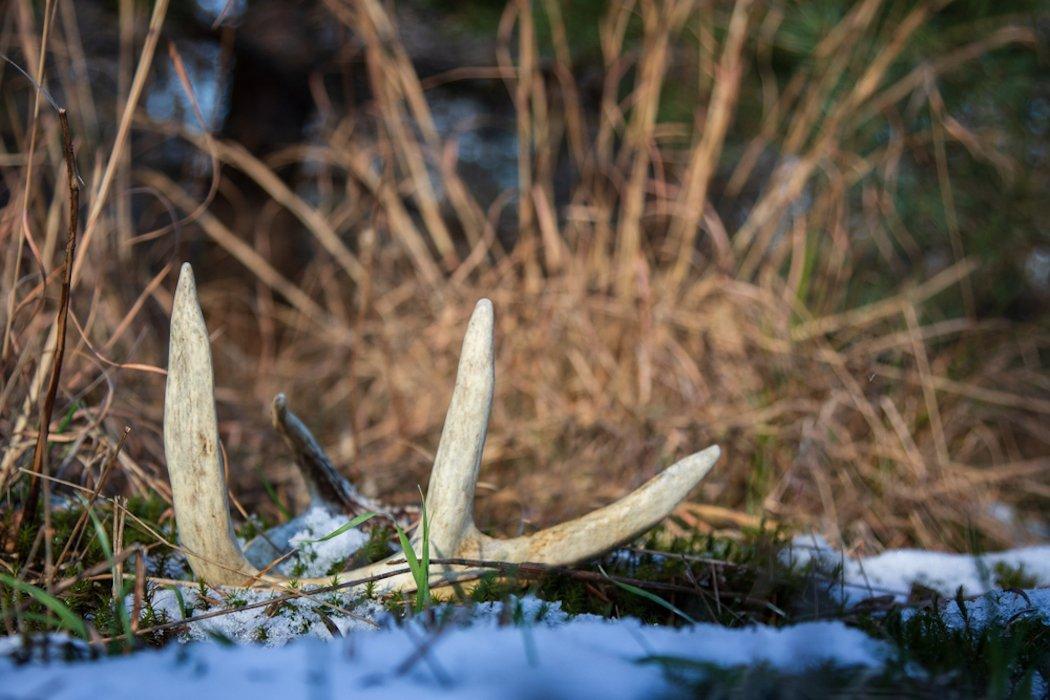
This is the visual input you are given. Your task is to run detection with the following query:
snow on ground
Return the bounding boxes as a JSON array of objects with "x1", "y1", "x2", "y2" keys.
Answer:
[
  {"x1": 0, "y1": 614, "x2": 887, "y2": 700},
  {"x1": 145, "y1": 584, "x2": 389, "y2": 645},
  {"x1": 279, "y1": 507, "x2": 369, "y2": 578},
  {"x1": 2, "y1": 516, "x2": 1048, "y2": 698},
  {"x1": 240, "y1": 505, "x2": 370, "y2": 578},
  {"x1": 932, "y1": 587, "x2": 1050, "y2": 629},
  {"x1": 785, "y1": 534, "x2": 1050, "y2": 605}
]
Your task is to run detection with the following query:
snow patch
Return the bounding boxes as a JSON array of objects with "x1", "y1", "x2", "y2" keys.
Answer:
[
  {"x1": 145, "y1": 585, "x2": 385, "y2": 646},
  {"x1": 135, "y1": 506, "x2": 375, "y2": 646},
  {"x1": 277, "y1": 506, "x2": 370, "y2": 578},
  {"x1": 927, "y1": 588, "x2": 1050, "y2": 629},
  {"x1": 784, "y1": 535, "x2": 1050, "y2": 605},
  {"x1": 1, "y1": 613, "x2": 888, "y2": 699}
]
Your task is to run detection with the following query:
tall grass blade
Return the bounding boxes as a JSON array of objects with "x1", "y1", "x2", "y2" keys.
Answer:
[
  {"x1": 393, "y1": 522, "x2": 423, "y2": 609},
  {"x1": 81, "y1": 498, "x2": 134, "y2": 646},
  {"x1": 417, "y1": 487, "x2": 430, "y2": 612},
  {"x1": 309, "y1": 512, "x2": 379, "y2": 542},
  {"x1": 393, "y1": 492, "x2": 430, "y2": 612},
  {"x1": 0, "y1": 573, "x2": 89, "y2": 640}
]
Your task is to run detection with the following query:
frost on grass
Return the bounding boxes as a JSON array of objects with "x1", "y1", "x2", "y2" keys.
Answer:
[
  {"x1": 145, "y1": 585, "x2": 386, "y2": 646},
  {"x1": 133, "y1": 510, "x2": 607, "y2": 648},
  {"x1": 141, "y1": 507, "x2": 376, "y2": 645},
  {"x1": 143, "y1": 586, "x2": 600, "y2": 647}
]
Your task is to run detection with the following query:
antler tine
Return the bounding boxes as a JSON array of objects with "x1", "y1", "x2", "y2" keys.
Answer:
[
  {"x1": 422, "y1": 299, "x2": 494, "y2": 558},
  {"x1": 472, "y1": 446, "x2": 721, "y2": 565},
  {"x1": 271, "y1": 393, "x2": 386, "y2": 517},
  {"x1": 418, "y1": 300, "x2": 722, "y2": 570},
  {"x1": 164, "y1": 264, "x2": 260, "y2": 585}
]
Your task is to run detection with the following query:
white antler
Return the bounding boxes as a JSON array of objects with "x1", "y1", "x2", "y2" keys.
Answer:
[
  {"x1": 164, "y1": 263, "x2": 721, "y2": 590},
  {"x1": 164, "y1": 265, "x2": 261, "y2": 585}
]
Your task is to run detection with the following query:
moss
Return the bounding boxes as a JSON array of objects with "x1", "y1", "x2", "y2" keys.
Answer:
[
  {"x1": 858, "y1": 608, "x2": 1050, "y2": 698},
  {"x1": 645, "y1": 600, "x2": 1049, "y2": 698},
  {"x1": 993, "y1": 562, "x2": 1040, "y2": 591},
  {"x1": 236, "y1": 514, "x2": 269, "y2": 543},
  {"x1": 3, "y1": 494, "x2": 176, "y2": 643}
]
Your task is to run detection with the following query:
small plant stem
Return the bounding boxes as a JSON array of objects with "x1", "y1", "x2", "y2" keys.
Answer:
[
  {"x1": 10, "y1": 110, "x2": 79, "y2": 580},
  {"x1": 52, "y1": 427, "x2": 129, "y2": 575}
]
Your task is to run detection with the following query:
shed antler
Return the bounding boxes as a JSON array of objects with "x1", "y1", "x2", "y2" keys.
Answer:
[{"x1": 164, "y1": 263, "x2": 721, "y2": 590}]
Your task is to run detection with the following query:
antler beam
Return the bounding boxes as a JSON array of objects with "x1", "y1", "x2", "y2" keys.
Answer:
[{"x1": 164, "y1": 263, "x2": 721, "y2": 590}]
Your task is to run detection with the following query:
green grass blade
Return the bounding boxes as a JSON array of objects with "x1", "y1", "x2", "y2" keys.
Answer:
[
  {"x1": 597, "y1": 565, "x2": 698, "y2": 626},
  {"x1": 82, "y1": 500, "x2": 114, "y2": 561},
  {"x1": 416, "y1": 487, "x2": 430, "y2": 612},
  {"x1": 79, "y1": 497, "x2": 135, "y2": 646},
  {"x1": 172, "y1": 585, "x2": 190, "y2": 619},
  {"x1": 309, "y1": 512, "x2": 379, "y2": 542},
  {"x1": 114, "y1": 581, "x2": 135, "y2": 650},
  {"x1": 390, "y1": 490, "x2": 432, "y2": 612},
  {"x1": 394, "y1": 523, "x2": 423, "y2": 587},
  {"x1": 258, "y1": 470, "x2": 292, "y2": 521},
  {"x1": 56, "y1": 400, "x2": 82, "y2": 434},
  {"x1": 0, "y1": 573, "x2": 89, "y2": 640}
]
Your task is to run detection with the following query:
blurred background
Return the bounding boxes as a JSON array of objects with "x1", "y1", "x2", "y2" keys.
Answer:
[{"x1": 1, "y1": 0, "x2": 1047, "y2": 556}]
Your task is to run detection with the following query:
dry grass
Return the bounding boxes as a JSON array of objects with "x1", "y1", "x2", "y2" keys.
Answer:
[{"x1": 0, "y1": 0, "x2": 1046, "y2": 608}]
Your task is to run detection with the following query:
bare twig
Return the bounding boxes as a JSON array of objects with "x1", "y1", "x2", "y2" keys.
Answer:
[{"x1": 8, "y1": 109, "x2": 79, "y2": 572}]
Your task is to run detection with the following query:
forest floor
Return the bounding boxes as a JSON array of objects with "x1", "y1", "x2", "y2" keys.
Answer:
[{"x1": 3, "y1": 510, "x2": 1048, "y2": 699}]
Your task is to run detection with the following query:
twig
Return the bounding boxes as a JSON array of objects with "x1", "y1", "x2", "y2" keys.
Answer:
[
  {"x1": 52, "y1": 426, "x2": 130, "y2": 575},
  {"x1": 9, "y1": 109, "x2": 79, "y2": 575}
]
